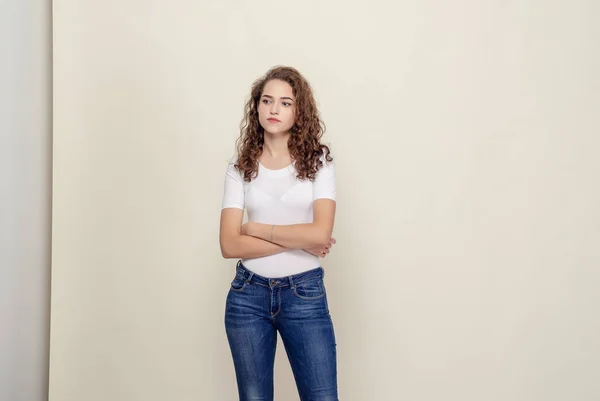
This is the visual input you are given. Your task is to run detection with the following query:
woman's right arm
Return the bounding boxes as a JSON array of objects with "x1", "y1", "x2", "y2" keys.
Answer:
[
  {"x1": 220, "y1": 160, "x2": 287, "y2": 258},
  {"x1": 219, "y1": 208, "x2": 288, "y2": 259}
]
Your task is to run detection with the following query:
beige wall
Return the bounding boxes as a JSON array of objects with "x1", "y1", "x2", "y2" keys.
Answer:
[{"x1": 50, "y1": 1, "x2": 600, "y2": 400}]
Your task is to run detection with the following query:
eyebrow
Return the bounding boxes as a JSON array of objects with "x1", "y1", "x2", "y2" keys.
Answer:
[{"x1": 261, "y1": 95, "x2": 295, "y2": 101}]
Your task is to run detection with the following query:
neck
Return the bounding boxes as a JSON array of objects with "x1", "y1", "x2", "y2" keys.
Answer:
[{"x1": 262, "y1": 131, "x2": 291, "y2": 158}]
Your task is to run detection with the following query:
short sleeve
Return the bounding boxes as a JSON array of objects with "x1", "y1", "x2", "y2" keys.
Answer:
[
  {"x1": 221, "y1": 159, "x2": 245, "y2": 210},
  {"x1": 313, "y1": 156, "x2": 336, "y2": 201}
]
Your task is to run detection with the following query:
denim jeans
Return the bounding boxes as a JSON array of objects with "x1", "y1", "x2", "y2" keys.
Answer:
[{"x1": 225, "y1": 260, "x2": 338, "y2": 401}]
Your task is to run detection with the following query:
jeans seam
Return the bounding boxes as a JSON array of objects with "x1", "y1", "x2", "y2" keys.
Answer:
[{"x1": 271, "y1": 288, "x2": 281, "y2": 318}]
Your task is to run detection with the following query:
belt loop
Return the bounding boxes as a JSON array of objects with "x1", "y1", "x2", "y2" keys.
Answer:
[
  {"x1": 246, "y1": 271, "x2": 254, "y2": 284},
  {"x1": 288, "y1": 275, "x2": 295, "y2": 289},
  {"x1": 236, "y1": 260, "x2": 241, "y2": 268}
]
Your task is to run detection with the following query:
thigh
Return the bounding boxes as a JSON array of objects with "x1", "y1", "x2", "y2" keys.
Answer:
[
  {"x1": 277, "y1": 279, "x2": 338, "y2": 401},
  {"x1": 225, "y1": 282, "x2": 277, "y2": 401}
]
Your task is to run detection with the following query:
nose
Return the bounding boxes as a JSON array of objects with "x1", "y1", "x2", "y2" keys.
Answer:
[{"x1": 269, "y1": 102, "x2": 279, "y2": 115}]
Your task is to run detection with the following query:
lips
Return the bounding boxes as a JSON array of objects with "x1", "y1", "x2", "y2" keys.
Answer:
[{"x1": 267, "y1": 118, "x2": 281, "y2": 123}]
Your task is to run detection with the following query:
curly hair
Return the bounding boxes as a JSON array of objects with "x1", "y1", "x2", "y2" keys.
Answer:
[{"x1": 234, "y1": 66, "x2": 332, "y2": 182}]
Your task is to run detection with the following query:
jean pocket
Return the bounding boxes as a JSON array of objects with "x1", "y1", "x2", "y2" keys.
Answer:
[
  {"x1": 292, "y1": 278, "x2": 325, "y2": 300},
  {"x1": 230, "y1": 272, "x2": 247, "y2": 292}
]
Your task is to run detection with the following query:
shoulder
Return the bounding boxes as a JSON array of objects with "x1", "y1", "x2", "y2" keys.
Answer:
[
  {"x1": 224, "y1": 153, "x2": 244, "y2": 180},
  {"x1": 227, "y1": 152, "x2": 239, "y2": 165},
  {"x1": 318, "y1": 149, "x2": 335, "y2": 169},
  {"x1": 313, "y1": 150, "x2": 335, "y2": 182},
  {"x1": 225, "y1": 152, "x2": 243, "y2": 173}
]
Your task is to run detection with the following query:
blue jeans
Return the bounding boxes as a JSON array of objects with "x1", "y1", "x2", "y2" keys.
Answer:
[{"x1": 225, "y1": 260, "x2": 339, "y2": 401}]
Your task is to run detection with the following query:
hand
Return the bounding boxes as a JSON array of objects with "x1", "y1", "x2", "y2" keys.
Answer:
[{"x1": 304, "y1": 237, "x2": 336, "y2": 258}]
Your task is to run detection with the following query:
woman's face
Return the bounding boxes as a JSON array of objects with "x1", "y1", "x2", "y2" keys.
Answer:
[{"x1": 258, "y1": 79, "x2": 296, "y2": 135}]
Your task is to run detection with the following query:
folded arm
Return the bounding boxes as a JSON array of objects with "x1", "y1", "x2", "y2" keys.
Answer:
[
  {"x1": 219, "y1": 208, "x2": 287, "y2": 259},
  {"x1": 243, "y1": 199, "x2": 336, "y2": 249}
]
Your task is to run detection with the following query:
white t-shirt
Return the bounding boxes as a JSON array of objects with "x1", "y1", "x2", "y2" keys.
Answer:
[{"x1": 221, "y1": 154, "x2": 336, "y2": 278}]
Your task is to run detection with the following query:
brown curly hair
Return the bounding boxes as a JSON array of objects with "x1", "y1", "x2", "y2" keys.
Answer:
[{"x1": 234, "y1": 66, "x2": 332, "y2": 182}]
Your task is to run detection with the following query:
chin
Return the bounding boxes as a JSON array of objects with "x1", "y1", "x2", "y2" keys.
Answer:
[{"x1": 262, "y1": 126, "x2": 292, "y2": 136}]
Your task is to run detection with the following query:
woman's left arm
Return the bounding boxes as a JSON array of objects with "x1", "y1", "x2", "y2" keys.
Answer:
[{"x1": 243, "y1": 198, "x2": 336, "y2": 249}]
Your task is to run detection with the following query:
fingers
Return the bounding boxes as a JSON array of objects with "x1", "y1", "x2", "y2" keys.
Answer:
[
  {"x1": 311, "y1": 238, "x2": 337, "y2": 258},
  {"x1": 312, "y1": 247, "x2": 329, "y2": 258}
]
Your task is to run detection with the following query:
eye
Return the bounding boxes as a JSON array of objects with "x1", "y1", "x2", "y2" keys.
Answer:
[
  {"x1": 262, "y1": 99, "x2": 271, "y2": 104},
  {"x1": 282, "y1": 102, "x2": 291, "y2": 107}
]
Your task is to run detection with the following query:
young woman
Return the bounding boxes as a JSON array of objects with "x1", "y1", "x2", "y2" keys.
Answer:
[{"x1": 219, "y1": 66, "x2": 338, "y2": 401}]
